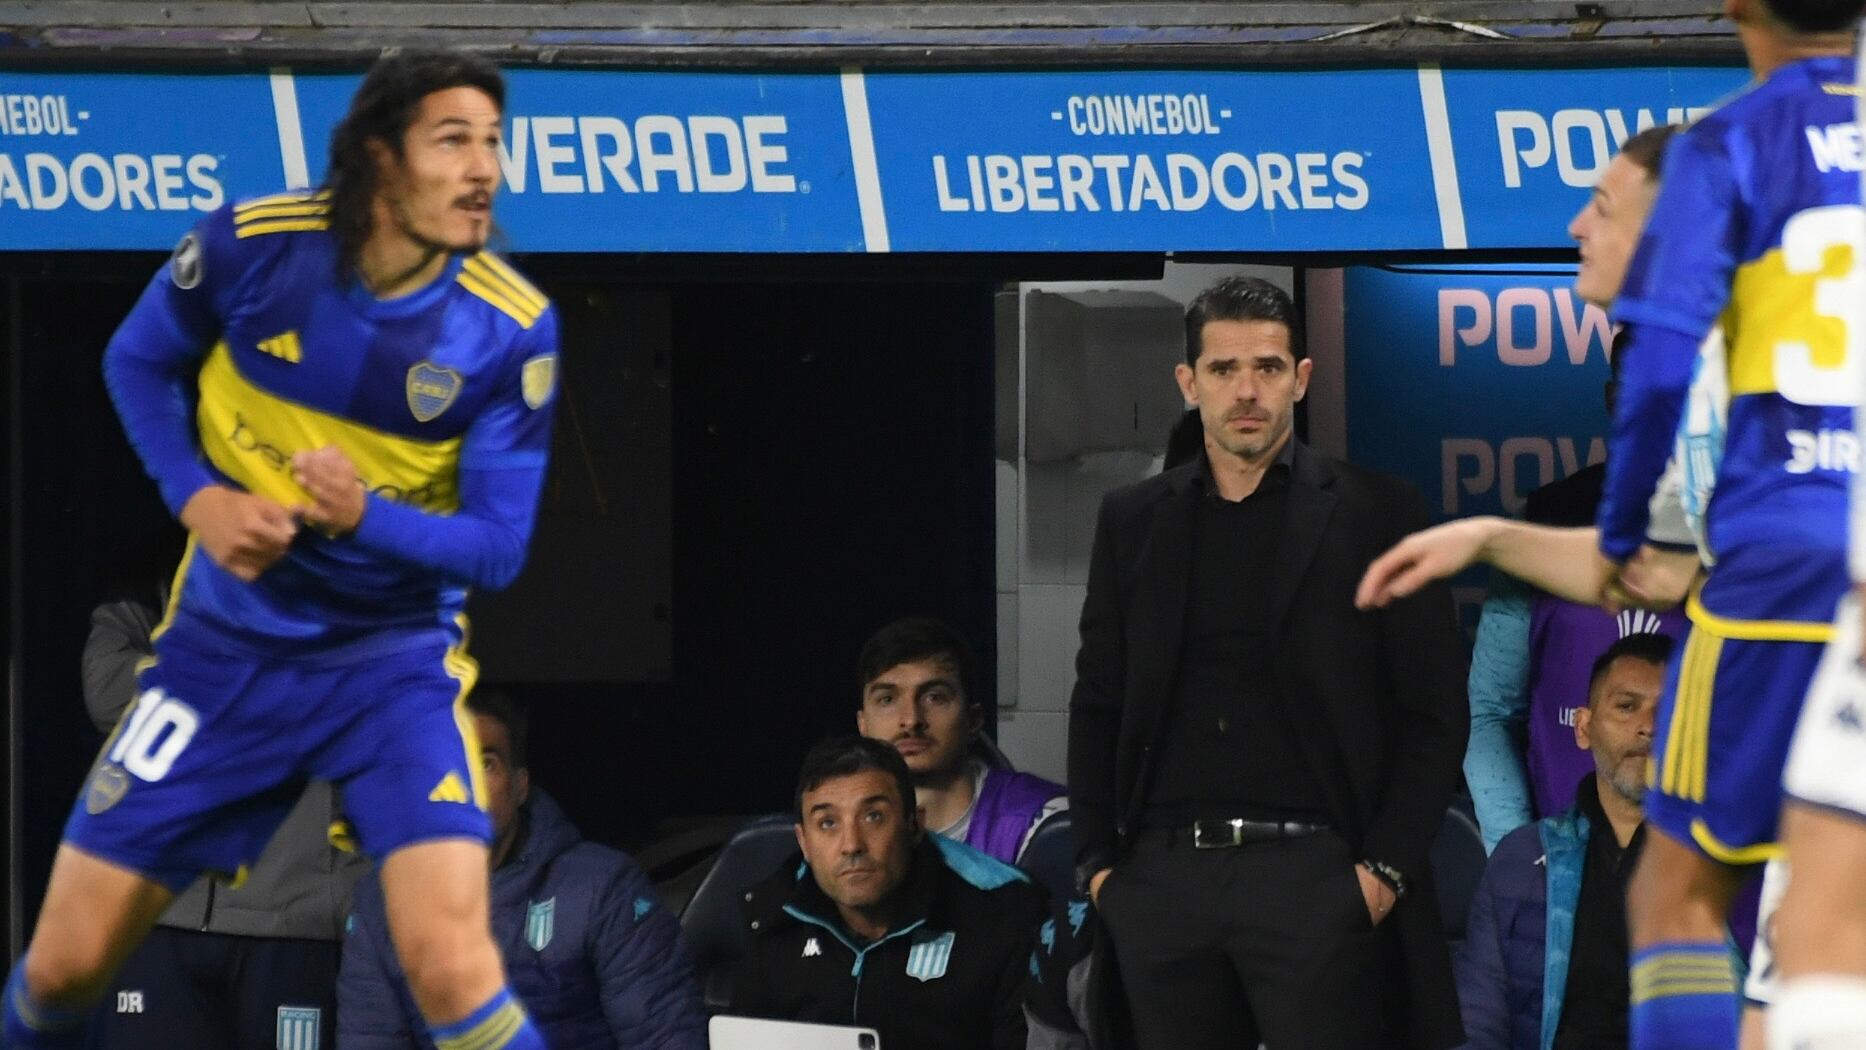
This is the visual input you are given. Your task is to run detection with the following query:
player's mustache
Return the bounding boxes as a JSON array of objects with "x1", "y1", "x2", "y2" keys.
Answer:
[{"x1": 455, "y1": 192, "x2": 491, "y2": 209}]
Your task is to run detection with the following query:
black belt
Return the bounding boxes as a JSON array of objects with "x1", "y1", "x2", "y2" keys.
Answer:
[{"x1": 1144, "y1": 818, "x2": 1332, "y2": 849}]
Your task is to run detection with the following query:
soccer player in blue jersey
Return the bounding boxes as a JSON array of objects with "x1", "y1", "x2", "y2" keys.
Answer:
[
  {"x1": 2, "y1": 53, "x2": 560, "y2": 1050},
  {"x1": 1590, "y1": 2, "x2": 1864, "y2": 1048},
  {"x1": 1765, "y1": 26, "x2": 1866, "y2": 1049}
]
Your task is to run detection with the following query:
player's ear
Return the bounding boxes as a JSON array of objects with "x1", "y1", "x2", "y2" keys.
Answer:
[
  {"x1": 1175, "y1": 361, "x2": 1199, "y2": 404},
  {"x1": 515, "y1": 767, "x2": 531, "y2": 805},
  {"x1": 1573, "y1": 705, "x2": 1594, "y2": 751},
  {"x1": 365, "y1": 135, "x2": 402, "y2": 188}
]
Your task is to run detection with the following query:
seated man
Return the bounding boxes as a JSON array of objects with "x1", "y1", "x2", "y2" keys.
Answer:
[
  {"x1": 726, "y1": 736, "x2": 1047, "y2": 1050},
  {"x1": 339, "y1": 690, "x2": 706, "y2": 1050},
  {"x1": 856, "y1": 618, "x2": 1066, "y2": 864},
  {"x1": 1457, "y1": 633, "x2": 1734, "y2": 1049}
]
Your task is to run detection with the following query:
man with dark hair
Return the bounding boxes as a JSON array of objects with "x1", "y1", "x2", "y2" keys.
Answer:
[
  {"x1": 725, "y1": 736, "x2": 1046, "y2": 1050},
  {"x1": 340, "y1": 690, "x2": 707, "y2": 1049},
  {"x1": 855, "y1": 617, "x2": 1065, "y2": 865},
  {"x1": 1459, "y1": 634, "x2": 1743, "y2": 1050},
  {"x1": 1181, "y1": 274, "x2": 1305, "y2": 369},
  {"x1": 1070, "y1": 274, "x2": 1469, "y2": 1047},
  {"x1": 4, "y1": 51, "x2": 561, "y2": 1050}
]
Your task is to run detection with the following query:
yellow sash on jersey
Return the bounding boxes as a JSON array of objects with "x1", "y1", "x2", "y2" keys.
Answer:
[{"x1": 195, "y1": 342, "x2": 462, "y2": 513}]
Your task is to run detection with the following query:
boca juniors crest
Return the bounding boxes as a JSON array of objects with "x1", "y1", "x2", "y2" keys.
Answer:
[
  {"x1": 522, "y1": 353, "x2": 557, "y2": 410},
  {"x1": 406, "y1": 361, "x2": 462, "y2": 423}
]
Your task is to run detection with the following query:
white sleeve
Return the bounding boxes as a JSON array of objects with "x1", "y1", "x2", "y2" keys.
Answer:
[{"x1": 1648, "y1": 328, "x2": 1726, "y2": 566}]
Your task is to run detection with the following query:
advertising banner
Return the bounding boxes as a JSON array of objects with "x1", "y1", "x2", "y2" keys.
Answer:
[
  {"x1": 1441, "y1": 66, "x2": 1749, "y2": 249},
  {"x1": 0, "y1": 72, "x2": 289, "y2": 249},
  {"x1": 0, "y1": 64, "x2": 1752, "y2": 253},
  {"x1": 292, "y1": 70, "x2": 868, "y2": 252},
  {"x1": 863, "y1": 68, "x2": 1443, "y2": 252},
  {"x1": 1344, "y1": 263, "x2": 1614, "y2": 524}
]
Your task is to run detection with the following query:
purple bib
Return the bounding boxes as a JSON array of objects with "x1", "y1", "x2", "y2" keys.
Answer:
[
  {"x1": 1526, "y1": 598, "x2": 1687, "y2": 819},
  {"x1": 963, "y1": 768, "x2": 1064, "y2": 864}
]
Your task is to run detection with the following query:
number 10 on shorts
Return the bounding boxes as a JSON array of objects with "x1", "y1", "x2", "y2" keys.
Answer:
[{"x1": 110, "y1": 688, "x2": 200, "y2": 782}]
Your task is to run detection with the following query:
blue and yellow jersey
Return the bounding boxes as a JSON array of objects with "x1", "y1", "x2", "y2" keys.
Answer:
[
  {"x1": 1600, "y1": 56, "x2": 1861, "y2": 628},
  {"x1": 103, "y1": 190, "x2": 559, "y2": 657}
]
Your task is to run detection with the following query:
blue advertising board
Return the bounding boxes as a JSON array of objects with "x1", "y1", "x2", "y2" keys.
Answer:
[
  {"x1": 0, "y1": 72, "x2": 291, "y2": 249},
  {"x1": 1344, "y1": 264, "x2": 1612, "y2": 524},
  {"x1": 292, "y1": 70, "x2": 869, "y2": 252},
  {"x1": 1440, "y1": 66, "x2": 1749, "y2": 249},
  {"x1": 0, "y1": 64, "x2": 1752, "y2": 252},
  {"x1": 863, "y1": 68, "x2": 1444, "y2": 252}
]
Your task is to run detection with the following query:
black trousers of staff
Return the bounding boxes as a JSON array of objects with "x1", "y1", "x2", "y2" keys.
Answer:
[{"x1": 1096, "y1": 829, "x2": 1406, "y2": 1050}]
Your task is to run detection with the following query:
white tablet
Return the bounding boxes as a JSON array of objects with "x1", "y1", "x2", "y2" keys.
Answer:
[{"x1": 708, "y1": 1015, "x2": 880, "y2": 1050}]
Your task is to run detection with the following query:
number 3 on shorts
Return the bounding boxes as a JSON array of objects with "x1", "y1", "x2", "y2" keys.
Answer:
[{"x1": 108, "y1": 687, "x2": 200, "y2": 782}]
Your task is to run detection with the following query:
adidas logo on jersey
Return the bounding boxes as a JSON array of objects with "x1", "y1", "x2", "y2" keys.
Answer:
[
  {"x1": 256, "y1": 330, "x2": 303, "y2": 364},
  {"x1": 428, "y1": 772, "x2": 470, "y2": 804}
]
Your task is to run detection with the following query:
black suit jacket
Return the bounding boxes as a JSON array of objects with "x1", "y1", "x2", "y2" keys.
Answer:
[{"x1": 1066, "y1": 442, "x2": 1468, "y2": 1049}]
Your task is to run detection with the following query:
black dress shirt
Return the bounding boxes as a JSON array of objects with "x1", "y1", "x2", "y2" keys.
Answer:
[
  {"x1": 1553, "y1": 775, "x2": 1647, "y2": 1050},
  {"x1": 1145, "y1": 439, "x2": 1328, "y2": 825}
]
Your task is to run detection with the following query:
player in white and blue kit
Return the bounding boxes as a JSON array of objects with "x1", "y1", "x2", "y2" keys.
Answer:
[{"x1": 3, "y1": 53, "x2": 560, "y2": 1050}]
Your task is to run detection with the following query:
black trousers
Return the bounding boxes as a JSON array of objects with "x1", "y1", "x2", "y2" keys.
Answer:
[
  {"x1": 1097, "y1": 830, "x2": 1404, "y2": 1050},
  {"x1": 84, "y1": 926, "x2": 340, "y2": 1050}
]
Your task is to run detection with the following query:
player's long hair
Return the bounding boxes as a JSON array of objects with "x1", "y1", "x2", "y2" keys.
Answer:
[{"x1": 321, "y1": 51, "x2": 506, "y2": 279}]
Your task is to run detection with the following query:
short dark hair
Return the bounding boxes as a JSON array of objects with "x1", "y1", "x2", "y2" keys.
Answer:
[
  {"x1": 1183, "y1": 276, "x2": 1304, "y2": 366},
  {"x1": 794, "y1": 736, "x2": 918, "y2": 823},
  {"x1": 856, "y1": 618, "x2": 978, "y2": 706},
  {"x1": 1761, "y1": 0, "x2": 1865, "y2": 32},
  {"x1": 322, "y1": 51, "x2": 506, "y2": 276},
  {"x1": 466, "y1": 686, "x2": 528, "y2": 770},
  {"x1": 1587, "y1": 632, "x2": 1676, "y2": 701},
  {"x1": 1618, "y1": 124, "x2": 1683, "y2": 181}
]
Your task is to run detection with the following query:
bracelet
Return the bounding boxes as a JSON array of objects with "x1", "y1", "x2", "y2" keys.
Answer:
[{"x1": 1361, "y1": 858, "x2": 1408, "y2": 899}]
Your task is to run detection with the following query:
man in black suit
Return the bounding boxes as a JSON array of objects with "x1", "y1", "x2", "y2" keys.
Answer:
[{"x1": 1067, "y1": 275, "x2": 1468, "y2": 1049}]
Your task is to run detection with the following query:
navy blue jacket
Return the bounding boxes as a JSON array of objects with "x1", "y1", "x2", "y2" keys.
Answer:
[
  {"x1": 1454, "y1": 790, "x2": 1742, "y2": 1050},
  {"x1": 338, "y1": 790, "x2": 707, "y2": 1050},
  {"x1": 1454, "y1": 800, "x2": 1587, "y2": 1050}
]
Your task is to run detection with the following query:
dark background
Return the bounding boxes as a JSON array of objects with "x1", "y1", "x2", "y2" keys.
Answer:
[{"x1": 3, "y1": 254, "x2": 1025, "y2": 942}]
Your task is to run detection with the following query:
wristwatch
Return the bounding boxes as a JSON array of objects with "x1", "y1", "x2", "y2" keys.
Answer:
[{"x1": 1361, "y1": 858, "x2": 1408, "y2": 899}]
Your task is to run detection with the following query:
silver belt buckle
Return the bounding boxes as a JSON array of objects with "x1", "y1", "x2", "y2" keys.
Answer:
[{"x1": 1194, "y1": 818, "x2": 1244, "y2": 849}]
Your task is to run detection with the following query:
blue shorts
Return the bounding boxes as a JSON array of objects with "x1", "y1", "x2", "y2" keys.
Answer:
[
  {"x1": 1646, "y1": 607, "x2": 1828, "y2": 867},
  {"x1": 63, "y1": 626, "x2": 491, "y2": 893}
]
